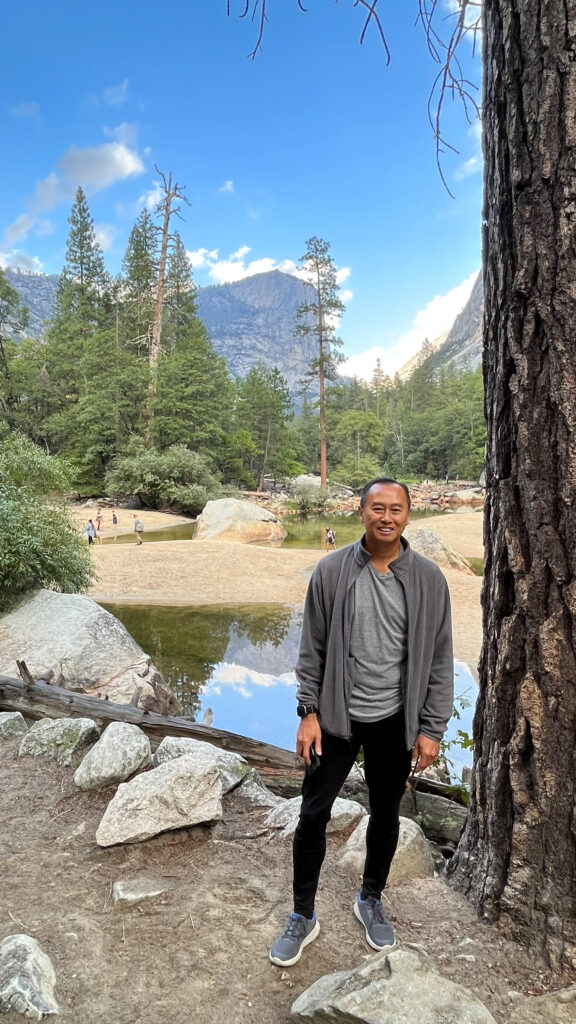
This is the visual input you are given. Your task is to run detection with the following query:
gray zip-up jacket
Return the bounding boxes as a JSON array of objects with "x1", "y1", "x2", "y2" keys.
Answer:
[{"x1": 295, "y1": 535, "x2": 454, "y2": 750}]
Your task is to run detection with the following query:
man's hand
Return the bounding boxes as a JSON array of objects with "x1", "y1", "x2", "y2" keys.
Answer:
[
  {"x1": 296, "y1": 714, "x2": 322, "y2": 766},
  {"x1": 411, "y1": 734, "x2": 440, "y2": 773}
]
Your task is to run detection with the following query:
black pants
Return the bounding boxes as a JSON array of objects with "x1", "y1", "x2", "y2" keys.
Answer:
[{"x1": 292, "y1": 708, "x2": 412, "y2": 918}]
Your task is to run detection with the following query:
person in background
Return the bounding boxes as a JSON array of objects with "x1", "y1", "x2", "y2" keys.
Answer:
[
  {"x1": 112, "y1": 510, "x2": 119, "y2": 542},
  {"x1": 84, "y1": 520, "x2": 97, "y2": 546},
  {"x1": 324, "y1": 526, "x2": 336, "y2": 552},
  {"x1": 133, "y1": 514, "x2": 144, "y2": 545}
]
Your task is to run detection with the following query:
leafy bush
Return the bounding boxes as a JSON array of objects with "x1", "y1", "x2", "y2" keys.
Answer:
[
  {"x1": 0, "y1": 434, "x2": 94, "y2": 613},
  {"x1": 291, "y1": 482, "x2": 331, "y2": 513},
  {"x1": 105, "y1": 443, "x2": 221, "y2": 516}
]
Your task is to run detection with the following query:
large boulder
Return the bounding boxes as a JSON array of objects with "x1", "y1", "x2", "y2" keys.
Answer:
[
  {"x1": 19, "y1": 717, "x2": 100, "y2": 769},
  {"x1": 291, "y1": 947, "x2": 496, "y2": 1023},
  {"x1": 73, "y1": 722, "x2": 151, "y2": 790},
  {"x1": 339, "y1": 816, "x2": 435, "y2": 884},
  {"x1": 404, "y1": 525, "x2": 475, "y2": 574},
  {"x1": 96, "y1": 753, "x2": 222, "y2": 846},
  {"x1": 154, "y1": 736, "x2": 249, "y2": 794},
  {"x1": 0, "y1": 590, "x2": 180, "y2": 714},
  {"x1": 194, "y1": 498, "x2": 287, "y2": 544},
  {"x1": 0, "y1": 934, "x2": 59, "y2": 1020}
]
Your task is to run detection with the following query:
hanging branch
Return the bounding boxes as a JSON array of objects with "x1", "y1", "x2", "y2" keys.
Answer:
[{"x1": 225, "y1": 0, "x2": 482, "y2": 191}]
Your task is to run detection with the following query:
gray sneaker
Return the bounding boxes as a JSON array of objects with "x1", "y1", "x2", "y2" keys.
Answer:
[
  {"x1": 354, "y1": 894, "x2": 395, "y2": 950},
  {"x1": 269, "y1": 912, "x2": 320, "y2": 966}
]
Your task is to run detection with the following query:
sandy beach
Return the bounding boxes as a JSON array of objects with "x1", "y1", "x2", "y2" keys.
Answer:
[{"x1": 84, "y1": 508, "x2": 483, "y2": 672}]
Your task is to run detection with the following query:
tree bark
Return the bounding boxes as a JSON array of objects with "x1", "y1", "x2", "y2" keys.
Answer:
[{"x1": 449, "y1": 0, "x2": 576, "y2": 969}]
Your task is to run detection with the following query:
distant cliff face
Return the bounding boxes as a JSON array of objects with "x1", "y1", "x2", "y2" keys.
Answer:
[
  {"x1": 5, "y1": 267, "x2": 317, "y2": 394},
  {"x1": 433, "y1": 272, "x2": 483, "y2": 372},
  {"x1": 196, "y1": 270, "x2": 317, "y2": 392},
  {"x1": 5, "y1": 268, "x2": 59, "y2": 338}
]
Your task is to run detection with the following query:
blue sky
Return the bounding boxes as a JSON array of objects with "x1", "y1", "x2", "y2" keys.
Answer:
[{"x1": 1, "y1": 1, "x2": 482, "y2": 377}]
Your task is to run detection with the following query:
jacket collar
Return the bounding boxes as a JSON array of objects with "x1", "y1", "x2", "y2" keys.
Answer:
[{"x1": 354, "y1": 533, "x2": 412, "y2": 575}]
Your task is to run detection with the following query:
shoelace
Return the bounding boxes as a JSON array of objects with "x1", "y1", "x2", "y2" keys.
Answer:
[
  {"x1": 282, "y1": 914, "x2": 307, "y2": 940},
  {"x1": 363, "y1": 898, "x2": 388, "y2": 924}
]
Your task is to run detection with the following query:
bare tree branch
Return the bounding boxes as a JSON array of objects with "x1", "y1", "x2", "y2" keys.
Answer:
[{"x1": 225, "y1": 0, "x2": 482, "y2": 192}]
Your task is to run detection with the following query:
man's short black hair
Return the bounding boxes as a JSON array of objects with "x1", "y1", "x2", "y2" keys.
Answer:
[{"x1": 359, "y1": 477, "x2": 411, "y2": 509}]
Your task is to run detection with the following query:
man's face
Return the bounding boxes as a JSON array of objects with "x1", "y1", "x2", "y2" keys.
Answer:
[{"x1": 359, "y1": 483, "x2": 410, "y2": 548}]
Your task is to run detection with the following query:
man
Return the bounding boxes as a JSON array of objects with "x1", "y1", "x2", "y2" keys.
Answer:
[
  {"x1": 133, "y1": 514, "x2": 144, "y2": 545},
  {"x1": 269, "y1": 478, "x2": 453, "y2": 967}
]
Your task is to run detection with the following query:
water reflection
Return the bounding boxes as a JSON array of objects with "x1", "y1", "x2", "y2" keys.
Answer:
[{"x1": 102, "y1": 602, "x2": 477, "y2": 768}]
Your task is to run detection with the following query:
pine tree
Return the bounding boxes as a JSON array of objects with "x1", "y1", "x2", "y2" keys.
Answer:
[
  {"x1": 235, "y1": 364, "x2": 295, "y2": 488},
  {"x1": 295, "y1": 236, "x2": 345, "y2": 487},
  {"x1": 163, "y1": 232, "x2": 198, "y2": 350},
  {"x1": 0, "y1": 268, "x2": 29, "y2": 427},
  {"x1": 121, "y1": 208, "x2": 158, "y2": 355}
]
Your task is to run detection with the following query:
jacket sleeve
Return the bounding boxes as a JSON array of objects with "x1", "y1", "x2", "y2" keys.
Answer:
[
  {"x1": 295, "y1": 566, "x2": 328, "y2": 706},
  {"x1": 418, "y1": 574, "x2": 454, "y2": 741}
]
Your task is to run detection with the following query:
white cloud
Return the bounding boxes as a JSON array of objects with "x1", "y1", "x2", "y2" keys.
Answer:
[
  {"x1": 94, "y1": 223, "x2": 117, "y2": 252},
  {"x1": 59, "y1": 143, "x2": 143, "y2": 192},
  {"x1": 336, "y1": 267, "x2": 351, "y2": 285},
  {"x1": 4, "y1": 214, "x2": 37, "y2": 244},
  {"x1": 35, "y1": 219, "x2": 55, "y2": 236},
  {"x1": 340, "y1": 289, "x2": 354, "y2": 304},
  {"x1": 9, "y1": 101, "x2": 41, "y2": 122},
  {"x1": 138, "y1": 180, "x2": 163, "y2": 210},
  {"x1": 103, "y1": 78, "x2": 130, "y2": 105},
  {"x1": 341, "y1": 271, "x2": 478, "y2": 381},
  {"x1": 103, "y1": 122, "x2": 139, "y2": 148},
  {"x1": 25, "y1": 143, "x2": 145, "y2": 217},
  {"x1": 186, "y1": 247, "x2": 219, "y2": 268},
  {"x1": 0, "y1": 249, "x2": 43, "y2": 273},
  {"x1": 218, "y1": 180, "x2": 235, "y2": 193},
  {"x1": 183, "y1": 245, "x2": 354, "y2": 296}
]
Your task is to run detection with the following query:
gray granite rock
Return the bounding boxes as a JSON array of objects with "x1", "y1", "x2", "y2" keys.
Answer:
[
  {"x1": 73, "y1": 722, "x2": 151, "y2": 790},
  {"x1": 154, "y1": 736, "x2": 249, "y2": 793},
  {"x1": 291, "y1": 947, "x2": 496, "y2": 1023},
  {"x1": 0, "y1": 934, "x2": 59, "y2": 1020},
  {"x1": 113, "y1": 877, "x2": 173, "y2": 907},
  {"x1": 96, "y1": 753, "x2": 222, "y2": 846},
  {"x1": 0, "y1": 589, "x2": 179, "y2": 713},
  {"x1": 19, "y1": 717, "x2": 100, "y2": 768},
  {"x1": 339, "y1": 816, "x2": 435, "y2": 884},
  {"x1": 228, "y1": 767, "x2": 284, "y2": 808},
  {"x1": 0, "y1": 711, "x2": 28, "y2": 738},
  {"x1": 194, "y1": 497, "x2": 286, "y2": 543},
  {"x1": 265, "y1": 795, "x2": 366, "y2": 838}
]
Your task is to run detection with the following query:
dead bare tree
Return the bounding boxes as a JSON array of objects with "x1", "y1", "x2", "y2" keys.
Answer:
[{"x1": 144, "y1": 167, "x2": 190, "y2": 447}]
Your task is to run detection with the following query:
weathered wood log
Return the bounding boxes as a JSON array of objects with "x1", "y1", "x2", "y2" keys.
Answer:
[{"x1": 0, "y1": 674, "x2": 298, "y2": 772}]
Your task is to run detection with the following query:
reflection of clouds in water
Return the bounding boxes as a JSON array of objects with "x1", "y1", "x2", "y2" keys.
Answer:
[{"x1": 204, "y1": 662, "x2": 297, "y2": 700}]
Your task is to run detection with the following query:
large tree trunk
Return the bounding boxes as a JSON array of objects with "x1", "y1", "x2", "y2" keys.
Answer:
[{"x1": 449, "y1": 0, "x2": 576, "y2": 968}]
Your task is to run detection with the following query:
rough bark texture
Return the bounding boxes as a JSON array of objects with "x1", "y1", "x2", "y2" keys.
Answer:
[{"x1": 450, "y1": 0, "x2": 576, "y2": 968}]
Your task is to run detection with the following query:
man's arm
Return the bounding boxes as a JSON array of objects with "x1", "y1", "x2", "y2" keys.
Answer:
[{"x1": 295, "y1": 568, "x2": 327, "y2": 764}]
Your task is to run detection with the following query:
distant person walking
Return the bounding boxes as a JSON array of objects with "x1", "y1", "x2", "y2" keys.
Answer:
[
  {"x1": 112, "y1": 510, "x2": 119, "y2": 542},
  {"x1": 133, "y1": 515, "x2": 144, "y2": 545},
  {"x1": 84, "y1": 520, "x2": 96, "y2": 546},
  {"x1": 324, "y1": 527, "x2": 336, "y2": 552},
  {"x1": 95, "y1": 510, "x2": 103, "y2": 531}
]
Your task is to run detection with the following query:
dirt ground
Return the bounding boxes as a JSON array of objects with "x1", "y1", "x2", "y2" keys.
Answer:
[
  {"x1": 86, "y1": 510, "x2": 484, "y2": 672},
  {"x1": 0, "y1": 735, "x2": 566, "y2": 1024}
]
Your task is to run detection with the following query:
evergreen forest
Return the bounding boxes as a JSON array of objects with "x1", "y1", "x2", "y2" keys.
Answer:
[{"x1": 0, "y1": 188, "x2": 485, "y2": 511}]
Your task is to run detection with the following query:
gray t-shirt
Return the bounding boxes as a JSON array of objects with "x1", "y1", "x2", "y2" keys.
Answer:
[{"x1": 348, "y1": 562, "x2": 407, "y2": 721}]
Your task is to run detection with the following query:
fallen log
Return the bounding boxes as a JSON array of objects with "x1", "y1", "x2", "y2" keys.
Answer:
[{"x1": 0, "y1": 674, "x2": 298, "y2": 772}]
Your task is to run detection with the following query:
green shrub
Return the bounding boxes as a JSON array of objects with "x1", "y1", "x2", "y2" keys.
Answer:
[
  {"x1": 105, "y1": 443, "x2": 221, "y2": 516},
  {"x1": 0, "y1": 435, "x2": 94, "y2": 613}
]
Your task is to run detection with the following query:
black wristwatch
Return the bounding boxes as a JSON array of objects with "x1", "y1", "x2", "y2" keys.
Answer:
[{"x1": 297, "y1": 703, "x2": 318, "y2": 718}]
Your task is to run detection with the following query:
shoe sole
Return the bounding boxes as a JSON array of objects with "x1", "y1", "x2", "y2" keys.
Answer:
[
  {"x1": 269, "y1": 919, "x2": 320, "y2": 967},
  {"x1": 354, "y1": 901, "x2": 396, "y2": 952}
]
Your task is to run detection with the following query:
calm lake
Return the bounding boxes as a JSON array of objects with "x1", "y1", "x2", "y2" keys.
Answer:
[{"x1": 102, "y1": 601, "x2": 476, "y2": 779}]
